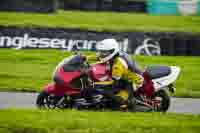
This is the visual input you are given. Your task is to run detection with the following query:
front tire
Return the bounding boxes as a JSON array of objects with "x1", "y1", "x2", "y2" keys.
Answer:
[
  {"x1": 36, "y1": 91, "x2": 48, "y2": 108},
  {"x1": 36, "y1": 91, "x2": 60, "y2": 109},
  {"x1": 36, "y1": 91, "x2": 72, "y2": 109},
  {"x1": 154, "y1": 90, "x2": 170, "y2": 112}
]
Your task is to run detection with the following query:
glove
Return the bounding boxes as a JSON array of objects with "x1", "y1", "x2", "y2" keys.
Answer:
[{"x1": 133, "y1": 74, "x2": 144, "y2": 90}]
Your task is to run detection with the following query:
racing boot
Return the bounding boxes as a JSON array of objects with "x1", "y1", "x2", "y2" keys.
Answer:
[{"x1": 117, "y1": 97, "x2": 128, "y2": 111}]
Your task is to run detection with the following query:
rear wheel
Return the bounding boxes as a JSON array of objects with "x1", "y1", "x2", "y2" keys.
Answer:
[{"x1": 154, "y1": 90, "x2": 170, "y2": 112}]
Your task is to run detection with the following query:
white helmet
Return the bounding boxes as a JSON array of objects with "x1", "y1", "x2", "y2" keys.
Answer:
[{"x1": 96, "y1": 38, "x2": 120, "y2": 63}]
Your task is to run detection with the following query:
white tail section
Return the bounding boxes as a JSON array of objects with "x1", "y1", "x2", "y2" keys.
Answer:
[{"x1": 153, "y1": 66, "x2": 181, "y2": 91}]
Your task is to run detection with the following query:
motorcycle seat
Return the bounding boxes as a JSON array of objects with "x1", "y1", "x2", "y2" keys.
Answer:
[{"x1": 146, "y1": 66, "x2": 171, "y2": 79}]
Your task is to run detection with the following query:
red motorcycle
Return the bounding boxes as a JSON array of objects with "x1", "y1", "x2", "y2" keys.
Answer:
[{"x1": 36, "y1": 54, "x2": 175, "y2": 112}]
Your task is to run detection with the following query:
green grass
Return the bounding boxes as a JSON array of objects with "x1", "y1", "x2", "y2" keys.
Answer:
[
  {"x1": 0, "y1": 109, "x2": 200, "y2": 133},
  {"x1": 0, "y1": 49, "x2": 200, "y2": 97},
  {"x1": 0, "y1": 10, "x2": 200, "y2": 33}
]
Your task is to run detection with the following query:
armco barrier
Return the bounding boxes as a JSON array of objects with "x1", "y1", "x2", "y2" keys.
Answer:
[
  {"x1": 0, "y1": 0, "x2": 58, "y2": 13},
  {"x1": 63, "y1": 0, "x2": 146, "y2": 12},
  {"x1": 115, "y1": 1, "x2": 146, "y2": 12},
  {"x1": 0, "y1": 26, "x2": 200, "y2": 56}
]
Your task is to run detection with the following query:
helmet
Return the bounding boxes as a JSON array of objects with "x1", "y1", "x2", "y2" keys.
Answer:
[{"x1": 96, "y1": 38, "x2": 120, "y2": 63}]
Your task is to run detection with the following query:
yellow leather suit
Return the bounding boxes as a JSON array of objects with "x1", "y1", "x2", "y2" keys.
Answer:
[{"x1": 112, "y1": 56, "x2": 144, "y2": 90}]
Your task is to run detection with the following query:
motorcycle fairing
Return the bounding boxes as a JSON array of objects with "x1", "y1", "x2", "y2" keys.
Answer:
[
  {"x1": 55, "y1": 67, "x2": 82, "y2": 84},
  {"x1": 137, "y1": 72, "x2": 155, "y2": 97},
  {"x1": 152, "y1": 66, "x2": 181, "y2": 90},
  {"x1": 90, "y1": 63, "x2": 112, "y2": 82},
  {"x1": 44, "y1": 83, "x2": 80, "y2": 96}
]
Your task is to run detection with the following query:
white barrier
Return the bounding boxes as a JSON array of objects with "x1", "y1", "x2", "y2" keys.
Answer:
[{"x1": 178, "y1": 0, "x2": 198, "y2": 15}]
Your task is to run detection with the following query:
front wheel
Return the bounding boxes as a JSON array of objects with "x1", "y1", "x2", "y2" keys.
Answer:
[
  {"x1": 36, "y1": 91, "x2": 53, "y2": 109},
  {"x1": 154, "y1": 90, "x2": 170, "y2": 112},
  {"x1": 36, "y1": 91, "x2": 66, "y2": 109}
]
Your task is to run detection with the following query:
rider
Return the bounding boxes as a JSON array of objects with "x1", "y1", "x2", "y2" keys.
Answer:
[{"x1": 95, "y1": 38, "x2": 144, "y2": 109}]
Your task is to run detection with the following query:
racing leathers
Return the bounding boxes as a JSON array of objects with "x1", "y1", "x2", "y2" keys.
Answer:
[
  {"x1": 112, "y1": 52, "x2": 143, "y2": 89},
  {"x1": 103, "y1": 52, "x2": 144, "y2": 108}
]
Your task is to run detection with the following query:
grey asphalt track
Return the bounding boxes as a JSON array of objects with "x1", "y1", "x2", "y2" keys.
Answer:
[{"x1": 0, "y1": 92, "x2": 200, "y2": 114}]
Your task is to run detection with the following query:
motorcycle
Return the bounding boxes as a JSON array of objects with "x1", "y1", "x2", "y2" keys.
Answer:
[{"x1": 36, "y1": 55, "x2": 181, "y2": 112}]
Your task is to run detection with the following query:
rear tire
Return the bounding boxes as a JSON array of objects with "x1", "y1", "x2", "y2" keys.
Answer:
[{"x1": 154, "y1": 90, "x2": 170, "y2": 112}]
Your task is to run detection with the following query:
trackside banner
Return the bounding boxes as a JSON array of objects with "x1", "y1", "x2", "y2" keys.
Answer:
[
  {"x1": 0, "y1": 26, "x2": 200, "y2": 56},
  {"x1": 0, "y1": 33, "x2": 129, "y2": 52}
]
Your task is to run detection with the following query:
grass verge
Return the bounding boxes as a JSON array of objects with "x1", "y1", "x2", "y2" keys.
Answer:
[
  {"x1": 0, "y1": 10, "x2": 200, "y2": 33},
  {"x1": 0, "y1": 109, "x2": 200, "y2": 133},
  {"x1": 0, "y1": 49, "x2": 200, "y2": 97}
]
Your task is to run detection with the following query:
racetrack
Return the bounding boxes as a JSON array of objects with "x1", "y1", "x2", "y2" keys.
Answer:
[{"x1": 0, "y1": 92, "x2": 200, "y2": 114}]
